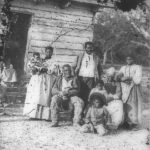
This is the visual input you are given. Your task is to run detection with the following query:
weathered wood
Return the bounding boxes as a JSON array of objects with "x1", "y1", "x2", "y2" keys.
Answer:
[
  {"x1": 0, "y1": 0, "x2": 94, "y2": 71},
  {"x1": 34, "y1": 11, "x2": 92, "y2": 24},
  {"x1": 32, "y1": 17, "x2": 92, "y2": 30},
  {"x1": 8, "y1": 0, "x2": 94, "y2": 17},
  {"x1": 52, "y1": 55, "x2": 77, "y2": 63},
  {"x1": 30, "y1": 32, "x2": 90, "y2": 44},
  {"x1": 74, "y1": 0, "x2": 97, "y2": 5},
  {"x1": 30, "y1": 40, "x2": 84, "y2": 50},
  {"x1": 31, "y1": 25, "x2": 93, "y2": 38},
  {"x1": 29, "y1": 47, "x2": 83, "y2": 56}
]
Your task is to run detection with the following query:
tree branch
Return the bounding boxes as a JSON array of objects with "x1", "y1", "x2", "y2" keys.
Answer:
[
  {"x1": 131, "y1": 40, "x2": 150, "y2": 49},
  {"x1": 50, "y1": 24, "x2": 93, "y2": 45}
]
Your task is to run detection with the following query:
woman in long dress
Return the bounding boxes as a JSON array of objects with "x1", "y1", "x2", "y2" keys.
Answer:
[
  {"x1": 23, "y1": 46, "x2": 60, "y2": 120},
  {"x1": 117, "y1": 56, "x2": 143, "y2": 129}
]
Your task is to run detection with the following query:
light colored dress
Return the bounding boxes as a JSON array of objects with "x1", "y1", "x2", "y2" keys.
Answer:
[
  {"x1": 119, "y1": 64, "x2": 143, "y2": 125},
  {"x1": 89, "y1": 87, "x2": 124, "y2": 129},
  {"x1": 23, "y1": 56, "x2": 59, "y2": 120},
  {"x1": 0, "y1": 64, "x2": 17, "y2": 86}
]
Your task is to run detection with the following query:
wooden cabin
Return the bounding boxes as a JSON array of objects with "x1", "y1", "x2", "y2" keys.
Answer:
[{"x1": 0, "y1": 0, "x2": 99, "y2": 75}]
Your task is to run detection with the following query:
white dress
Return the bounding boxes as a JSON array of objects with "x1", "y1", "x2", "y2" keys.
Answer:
[
  {"x1": 23, "y1": 57, "x2": 58, "y2": 120},
  {"x1": 119, "y1": 64, "x2": 143, "y2": 125}
]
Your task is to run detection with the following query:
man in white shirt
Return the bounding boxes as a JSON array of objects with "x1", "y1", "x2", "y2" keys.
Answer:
[{"x1": 75, "y1": 42, "x2": 103, "y2": 105}]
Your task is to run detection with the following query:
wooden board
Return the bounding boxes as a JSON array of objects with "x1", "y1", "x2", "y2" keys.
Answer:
[
  {"x1": 9, "y1": 0, "x2": 94, "y2": 17},
  {"x1": 34, "y1": 11, "x2": 92, "y2": 24},
  {"x1": 29, "y1": 47, "x2": 83, "y2": 56},
  {"x1": 30, "y1": 32, "x2": 90, "y2": 44},
  {"x1": 31, "y1": 25, "x2": 93, "y2": 38},
  {"x1": 32, "y1": 17, "x2": 92, "y2": 30},
  {"x1": 30, "y1": 40, "x2": 84, "y2": 50}
]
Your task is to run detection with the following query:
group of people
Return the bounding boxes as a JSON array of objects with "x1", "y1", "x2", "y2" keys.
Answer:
[
  {"x1": 0, "y1": 56, "x2": 17, "y2": 102},
  {"x1": 23, "y1": 41, "x2": 143, "y2": 136},
  {"x1": 0, "y1": 56, "x2": 17, "y2": 87}
]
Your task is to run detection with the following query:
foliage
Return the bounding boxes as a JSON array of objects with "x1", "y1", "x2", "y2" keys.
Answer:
[
  {"x1": 93, "y1": 7, "x2": 150, "y2": 66},
  {"x1": 0, "y1": 0, "x2": 13, "y2": 40},
  {"x1": 97, "y1": 0, "x2": 146, "y2": 11}
]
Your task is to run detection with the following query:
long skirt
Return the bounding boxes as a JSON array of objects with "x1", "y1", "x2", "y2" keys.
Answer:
[
  {"x1": 23, "y1": 73, "x2": 54, "y2": 120},
  {"x1": 106, "y1": 100, "x2": 124, "y2": 128},
  {"x1": 124, "y1": 85, "x2": 143, "y2": 125}
]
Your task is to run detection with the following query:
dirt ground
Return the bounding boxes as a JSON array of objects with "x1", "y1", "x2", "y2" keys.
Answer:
[{"x1": 0, "y1": 115, "x2": 149, "y2": 150}]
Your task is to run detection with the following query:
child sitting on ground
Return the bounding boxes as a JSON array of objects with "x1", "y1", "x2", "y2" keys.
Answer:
[
  {"x1": 88, "y1": 68, "x2": 124, "y2": 130},
  {"x1": 81, "y1": 93, "x2": 108, "y2": 136}
]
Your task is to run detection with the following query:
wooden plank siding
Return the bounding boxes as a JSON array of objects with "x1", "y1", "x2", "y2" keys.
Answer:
[{"x1": 0, "y1": 0, "x2": 94, "y2": 70}]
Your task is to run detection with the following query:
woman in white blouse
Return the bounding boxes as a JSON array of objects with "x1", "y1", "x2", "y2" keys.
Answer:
[{"x1": 117, "y1": 56, "x2": 143, "y2": 130}]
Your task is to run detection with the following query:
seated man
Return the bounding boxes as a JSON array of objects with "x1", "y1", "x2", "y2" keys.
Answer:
[
  {"x1": 50, "y1": 64, "x2": 84, "y2": 127},
  {"x1": 89, "y1": 67, "x2": 124, "y2": 130}
]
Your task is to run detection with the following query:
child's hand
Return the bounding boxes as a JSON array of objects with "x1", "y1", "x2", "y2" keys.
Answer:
[{"x1": 89, "y1": 123, "x2": 95, "y2": 133}]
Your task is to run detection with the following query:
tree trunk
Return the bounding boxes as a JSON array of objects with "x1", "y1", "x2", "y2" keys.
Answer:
[
  {"x1": 111, "y1": 50, "x2": 113, "y2": 65},
  {"x1": 103, "y1": 50, "x2": 108, "y2": 65}
]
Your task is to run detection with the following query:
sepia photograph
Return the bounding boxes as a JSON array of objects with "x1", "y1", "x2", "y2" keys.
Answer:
[{"x1": 0, "y1": 0, "x2": 150, "y2": 149}]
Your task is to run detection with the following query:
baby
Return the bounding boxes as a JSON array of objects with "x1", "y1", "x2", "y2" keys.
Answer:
[
  {"x1": 28, "y1": 53, "x2": 45, "y2": 75},
  {"x1": 81, "y1": 94, "x2": 108, "y2": 136}
]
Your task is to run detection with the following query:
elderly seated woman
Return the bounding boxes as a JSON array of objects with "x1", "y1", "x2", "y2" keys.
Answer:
[{"x1": 88, "y1": 67, "x2": 124, "y2": 130}]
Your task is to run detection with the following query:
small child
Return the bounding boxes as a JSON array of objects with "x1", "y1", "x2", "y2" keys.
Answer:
[
  {"x1": 81, "y1": 94, "x2": 108, "y2": 136},
  {"x1": 28, "y1": 52, "x2": 45, "y2": 75},
  {"x1": 89, "y1": 69, "x2": 124, "y2": 130}
]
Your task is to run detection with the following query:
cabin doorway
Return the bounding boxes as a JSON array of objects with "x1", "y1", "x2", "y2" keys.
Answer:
[{"x1": 4, "y1": 13, "x2": 31, "y2": 79}]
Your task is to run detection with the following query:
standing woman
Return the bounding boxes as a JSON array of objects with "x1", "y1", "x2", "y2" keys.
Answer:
[
  {"x1": 117, "y1": 56, "x2": 143, "y2": 129},
  {"x1": 23, "y1": 46, "x2": 59, "y2": 120}
]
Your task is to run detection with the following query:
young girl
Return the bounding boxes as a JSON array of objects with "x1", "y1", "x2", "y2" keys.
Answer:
[{"x1": 81, "y1": 94, "x2": 108, "y2": 136}]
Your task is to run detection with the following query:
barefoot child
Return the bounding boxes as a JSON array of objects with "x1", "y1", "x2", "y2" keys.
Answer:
[
  {"x1": 81, "y1": 93, "x2": 108, "y2": 136},
  {"x1": 89, "y1": 68, "x2": 124, "y2": 130}
]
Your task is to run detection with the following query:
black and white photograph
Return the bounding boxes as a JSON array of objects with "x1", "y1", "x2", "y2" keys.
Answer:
[{"x1": 0, "y1": 0, "x2": 150, "y2": 149}]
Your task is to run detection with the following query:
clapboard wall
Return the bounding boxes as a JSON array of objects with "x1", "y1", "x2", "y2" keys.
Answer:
[{"x1": 0, "y1": 0, "x2": 94, "y2": 70}]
